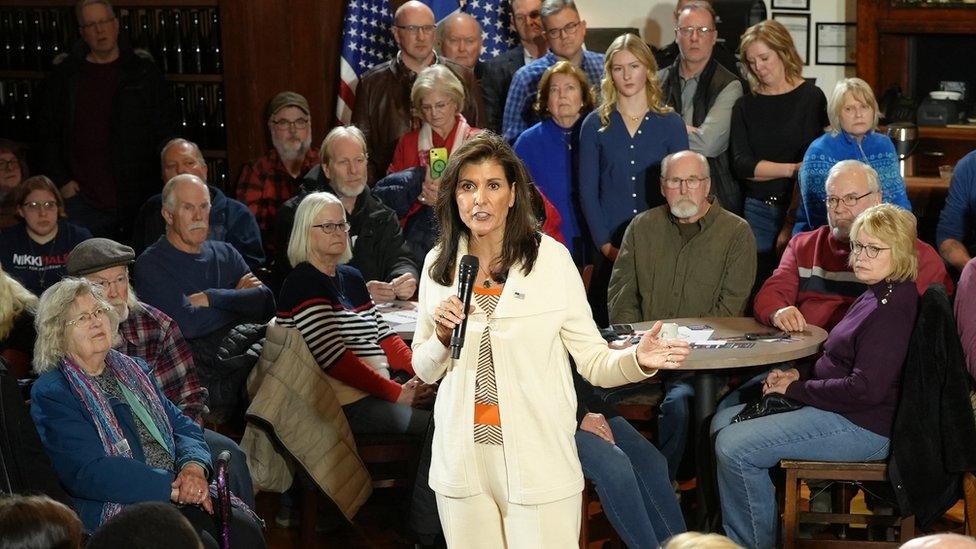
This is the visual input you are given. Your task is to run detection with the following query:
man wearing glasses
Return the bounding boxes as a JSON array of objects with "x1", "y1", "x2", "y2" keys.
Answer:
[
  {"x1": 658, "y1": 1, "x2": 744, "y2": 216},
  {"x1": 653, "y1": 0, "x2": 740, "y2": 79},
  {"x1": 351, "y1": 0, "x2": 484, "y2": 184},
  {"x1": 481, "y1": 0, "x2": 549, "y2": 133},
  {"x1": 236, "y1": 92, "x2": 320, "y2": 255},
  {"x1": 755, "y1": 159, "x2": 951, "y2": 335},
  {"x1": 608, "y1": 150, "x2": 756, "y2": 481},
  {"x1": 274, "y1": 126, "x2": 419, "y2": 304},
  {"x1": 502, "y1": 0, "x2": 603, "y2": 143},
  {"x1": 36, "y1": 0, "x2": 177, "y2": 240}
]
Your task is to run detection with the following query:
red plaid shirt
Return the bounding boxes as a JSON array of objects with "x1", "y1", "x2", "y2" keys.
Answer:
[
  {"x1": 117, "y1": 302, "x2": 209, "y2": 425},
  {"x1": 236, "y1": 148, "x2": 320, "y2": 251}
]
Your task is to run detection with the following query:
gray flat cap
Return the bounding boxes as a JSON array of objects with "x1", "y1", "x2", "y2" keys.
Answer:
[{"x1": 66, "y1": 238, "x2": 136, "y2": 276}]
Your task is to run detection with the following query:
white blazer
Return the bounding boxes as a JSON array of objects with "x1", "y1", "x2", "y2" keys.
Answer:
[{"x1": 412, "y1": 235, "x2": 656, "y2": 505}]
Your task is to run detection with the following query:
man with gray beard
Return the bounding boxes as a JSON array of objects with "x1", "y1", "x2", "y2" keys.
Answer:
[
  {"x1": 237, "y1": 92, "x2": 320, "y2": 254},
  {"x1": 607, "y1": 149, "x2": 756, "y2": 481},
  {"x1": 273, "y1": 126, "x2": 418, "y2": 302}
]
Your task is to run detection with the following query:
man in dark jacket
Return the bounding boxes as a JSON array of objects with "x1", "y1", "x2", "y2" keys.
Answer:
[
  {"x1": 351, "y1": 0, "x2": 484, "y2": 182},
  {"x1": 652, "y1": 0, "x2": 741, "y2": 79},
  {"x1": 274, "y1": 126, "x2": 419, "y2": 301},
  {"x1": 657, "y1": 1, "x2": 744, "y2": 216},
  {"x1": 481, "y1": 0, "x2": 548, "y2": 133},
  {"x1": 130, "y1": 138, "x2": 265, "y2": 269},
  {"x1": 35, "y1": 0, "x2": 177, "y2": 239}
]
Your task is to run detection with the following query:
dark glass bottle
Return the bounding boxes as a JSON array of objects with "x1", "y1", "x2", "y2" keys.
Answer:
[
  {"x1": 188, "y1": 10, "x2": 203, "y2": 74},
  {"x1": 195, "y1": 85, "x2": 209, "y2": 147},
  {"x1": 171, "y1": 9, "x2": 185, "y2": 74},
  {"x1": 178, "y1": 86, "x2": 191, "y2": 140},
  {"x1": 1, "y1": 11, "x2": 13, "y2": 70},
  {"x1": 29, "y1": 9, "x2": 42, "y2": 70},
  {"x1": 139, "y1": 9, "x2": 153, "y2": 51},
  {"x1": 47, "y1": 9, "x2": 63, "y2": 69},
  {"x1": 210, "y1": 87, "x2": 226, "y2": 149},
  {"x1": 13, "y1": 10, "x2": 27, "y2": 70},
  {"x1": 208, "y1": 9, "x2": 222, "y2": 74},
  {"x1": 157, "y1": 10, "x2": 170, "y2": 73}
]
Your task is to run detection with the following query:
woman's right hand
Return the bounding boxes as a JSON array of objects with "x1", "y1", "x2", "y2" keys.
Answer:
[
  {"x1": 432, "y1": 295, "x2": 471, "y2": 347},
  {"x1": 396, "y1": 376, "x2": 437, "y2": 408},
  {"x1": 764, "y1": 367, "x2": 800, "y2": 389}
]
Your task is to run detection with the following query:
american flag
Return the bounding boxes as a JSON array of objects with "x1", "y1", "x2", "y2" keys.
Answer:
[{"x1": 336, "y1": 0, "x2": 519, "y2": 125}]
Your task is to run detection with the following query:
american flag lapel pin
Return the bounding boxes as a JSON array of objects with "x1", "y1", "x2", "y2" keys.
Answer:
[{"x1": 514, "y1": 291, "x2": 525, "y2": 300}]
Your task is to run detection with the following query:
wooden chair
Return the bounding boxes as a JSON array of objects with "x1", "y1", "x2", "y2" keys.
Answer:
[
  {"x1": 965, "y1": 472, "x2": 976, "y2": 535},
  {"x1": 580, "y1": 480, "x2": 623, "y2": 549},
  {"x1": 780, "y1": 460, "x2": 915, "y2": 548},
  {"x1": 300, "y1": 433, "x2": 421, "y2": 545}
]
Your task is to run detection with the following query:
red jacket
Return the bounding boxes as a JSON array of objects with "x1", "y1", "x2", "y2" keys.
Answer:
[{"x1": 754, "y1": 225, "x2": 952, "y2": 331}]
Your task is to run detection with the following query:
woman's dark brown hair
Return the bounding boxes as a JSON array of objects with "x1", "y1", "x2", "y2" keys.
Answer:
[
  {"x1": 14, "y1": 175, "x2": 67, "y2": 219},
  {"x1": 430, "y1": 131, "x2": 541, "y2": 286},
  {"x1": 0, "y1": 495, "x2": 84, "y2": 549},
  {"x1": 533, "y1": 60, "x2": 597, "y2": 119},
  {"x1": 0, "y1": 138, "x2": 30, "y2": 180}
]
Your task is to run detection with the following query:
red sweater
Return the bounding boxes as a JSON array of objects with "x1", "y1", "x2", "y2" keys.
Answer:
[{"x1": 754, "y1": 226, "x2": 952, "y2": 331}]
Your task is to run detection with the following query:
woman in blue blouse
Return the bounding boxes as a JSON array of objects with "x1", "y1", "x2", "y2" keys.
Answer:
[
  {"x1": 579, "y1": 33, "x2": 688, "y2": 324},
  {"x1": 514, "y1": 61, "x2": 596, "y2": 265},
  {"x1": 795, "y1": 77, "x2": 909, "y2": 234}
]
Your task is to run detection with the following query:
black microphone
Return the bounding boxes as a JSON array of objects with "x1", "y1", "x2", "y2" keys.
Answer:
[{"x1": 451, "y1": 255, "x2": 479, "y2": 359}]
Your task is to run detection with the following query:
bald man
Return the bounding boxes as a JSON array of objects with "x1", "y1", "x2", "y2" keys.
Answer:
[
  {"x1": 351, "y1": 0, "x2": 485, "y2": 183},
  {"x1": 438, "y1": 12, "x2": 484, "y2": 78}
]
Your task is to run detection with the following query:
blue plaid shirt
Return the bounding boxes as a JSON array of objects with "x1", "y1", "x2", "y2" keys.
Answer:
[{"x1": 501, "y1": 50, "x2": 605, "y2": 142}]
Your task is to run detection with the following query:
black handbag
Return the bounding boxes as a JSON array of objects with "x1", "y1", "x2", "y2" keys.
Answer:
[{"x1": 730, "y1": 393, "x2": 804, "y2": 424}]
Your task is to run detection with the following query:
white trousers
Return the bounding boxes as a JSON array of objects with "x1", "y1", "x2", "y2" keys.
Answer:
[{"x1": 435, "y1": 443, "x2": 582, "y2": 548}]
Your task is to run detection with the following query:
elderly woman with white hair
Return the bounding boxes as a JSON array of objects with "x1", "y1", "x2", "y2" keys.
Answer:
[
  {"x1": 28, "y1": 278, "x2": 264, "y2": 546},
  {"x1": 795, "y1": 77, "x2": 910, "y2": 234}
]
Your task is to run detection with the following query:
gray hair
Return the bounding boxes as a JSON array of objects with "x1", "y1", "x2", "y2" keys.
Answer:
[
  {"x1": 75, "y1": 0, "x2": 114, "y2": 24},
  {"x1": 161, "y1": 174, "x2": 208, "y2": 213},
  {"x1": 660, "y1": 150, "x2": 710, "y2": 180},
  {"x1": 827, "y1": 77, "x2": 881, "y2": 136},
  {"x1": 437, "y1": 12, "x2": 481, "y2": 42},
  {"x1": 287, "y1": 192, "x2": 353, "y2": 268},
  {"x1": 318, "y1": 125, "x2": 368, "y2": 165},
  {"x1": 33, "y1": 278, "x2": 120, "y2": 373},
  {"x1": 541, "y1": 0, "x2": 579, "y2": 18},
  {"x1": 160, "y1": 138, "x2": 205, "y2": 173},
  {"x1": 411, "y1": 64, "x2": 467, "y2": 118},
  {"x1": 825, "y1": 159, "x2": 881, "y2": 194}
]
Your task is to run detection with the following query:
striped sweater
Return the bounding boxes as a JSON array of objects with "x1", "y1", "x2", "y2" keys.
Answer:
[
  {"x1": 754, "y1": 225, "x2": 952, "y2": 331},
  {"x1": 276, "y1": 262, "x2": 414, "y2": 405}
]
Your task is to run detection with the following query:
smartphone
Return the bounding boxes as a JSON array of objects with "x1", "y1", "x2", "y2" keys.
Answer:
[
  {"x1": 429, "y1": 147, "x2": 449, "y2": 179},
  {"x1": 610, "y1": 323, "x2": 634, "y2": 336}
]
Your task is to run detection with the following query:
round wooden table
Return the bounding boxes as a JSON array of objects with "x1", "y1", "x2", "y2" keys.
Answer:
[{"x1": 633, "y1": 317, "x2": 828, "y2": 527}]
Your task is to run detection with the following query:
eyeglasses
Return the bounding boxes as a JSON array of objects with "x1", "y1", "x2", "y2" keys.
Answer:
[
  {"x1": 22, "y1": 200, "x2": 58, "y2": 212},
  {"x1": 514, "y1": 10, "x2": 541, "y2": 24},
  {"x1": 271, "y1": 118, "x2": 309, "y2": 131},
  {"x1": 79, "y1": 17, "x2": 115, "y2": 30},
  {"x1": 662, "y1": 175, "x2": 709, "y2": 189},
  {"x1": 850, "y1": 240, "x2": 891, "y2": 259},
  {"x1": 675, "y1": 25, "x2": 715, "y2": 37},
  {"x1": 66, "y1": 306, "x2": 111, "y2": 327},
  {"x1": 90, "y1": 274, "x2": 128, "y2": 292},
  {"x1": 312, "y1": 221, "x2": 351, "y2": 234},
  {"x1": 825, "y1": 190, "x2": 874, "y2": 209},
  {"x1": 394, "y1": 24, "x2": 437, "y2": 35},
  {"x1": 544, "y1": 21, "x2": 581, "y2": 39},
  {"x1": 420, "y1": 100, "x2": 455, "y2": 115},
  {"x1": 0, "y1": 159, "x2": 19, "y2": 170}
]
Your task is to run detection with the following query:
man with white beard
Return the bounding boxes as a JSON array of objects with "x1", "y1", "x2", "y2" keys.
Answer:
[
  {"x1": 607, "y1": 149, "x2": 756, "y2": 481},
  {"x1": 273, "y1": 126, "x2": 418, "y2": 303},
  {"x1": 237, "y1": 92, "x2": 320, "y2": 254}
]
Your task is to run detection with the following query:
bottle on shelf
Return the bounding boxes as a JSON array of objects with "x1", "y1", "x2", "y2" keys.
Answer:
[
  {"x1": 47, "y1": 10, "x2": 63, "y2": 69},
  {"x1": 171, "y1": 9, "x2": 184, "y2": 74},
  {"x1": 156, "y1": 10, "x2": 170, "y2": 73},
  {"x1": 188, "y1": 10, "x2": 203, "y2": 74},
  {"x1": 207, "y1": 8, "x2": 222, "y2": 74},
  {"x1": 1, "y1": 11, "x2": 12, "y2": 70},
  {"x1": 13, "y1": 10, "x2": 27, "y2": 70},
  {"x1": 195, "y1": 85, "x2": 210, "y2": 147},
  {"x1": 210, "y1": 87, "x2": 226, "y2": 149}
]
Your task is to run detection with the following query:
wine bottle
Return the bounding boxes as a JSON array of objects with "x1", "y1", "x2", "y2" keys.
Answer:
[
  {"x1": 29, "y1": 9, "x2": 42, "y2": 70},
  {"x1": 13, "y1": 10, "x2": 27, "y2": 70},
  {"x1": 210, "y1": 87, "x2": 226, "y2": 149},
  {"x1": 47, "y1": 9, "x2": 63, "y2": 69},
  {"x1": 207, "y1": 9, "x2": 222, "y2": 74},
  {"x1": 1, "y1": 11, "x2": 13, "y2": 70},
  {"x1": 177, "y1": 86, "x2": 191, "y2": 140},
  {"x1": 171, "y1": 9, "x2": 184, "y2": 74},
  {"x1": 188, "y1": 10, "x2": 202, "y2": 74},
  {"x1": 195, "y1": 85, "x2": 209, "y2": 146},
  {"x1": 157, "y1": 10, "x2": 170, "y2": 73},
  {"x1": 140, "y1": 9, "x2": 153, "y2": 51}
]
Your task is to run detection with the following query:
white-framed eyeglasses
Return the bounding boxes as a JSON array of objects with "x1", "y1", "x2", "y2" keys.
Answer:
[{"x1": 66, "y1": 306, "x2": 111, "y2": 327}]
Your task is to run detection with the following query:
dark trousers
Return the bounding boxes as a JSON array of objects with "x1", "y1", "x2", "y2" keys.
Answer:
[{"x1": 180, "y1": 504, "x2": 265, "y2": 548}]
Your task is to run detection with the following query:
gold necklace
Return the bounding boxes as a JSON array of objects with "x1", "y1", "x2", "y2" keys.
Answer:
[
  {"x1": 620, "y1": 109, "x2": 647, "y2": 122},
  {"x1": 479, "y1": 265, "x2": 495, "y2": 288}
]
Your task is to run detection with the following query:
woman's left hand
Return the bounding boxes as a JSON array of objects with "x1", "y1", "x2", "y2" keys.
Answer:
[
  {"x1": 634, "y1": 321, "x2": 690, "y2": 372},
  {"x1": 172, "y1": 463, "x2": 212, "y2": 514},
  {"x1": 762, "y1": 375, "x2": 793, "y2": 396},
  {"x1": 580, "y1": 413, "x2": 615, "y2": 445}
]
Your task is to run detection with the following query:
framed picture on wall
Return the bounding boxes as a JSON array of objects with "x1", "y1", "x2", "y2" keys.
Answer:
[
  {"x1": 771, "y1": 12, "x2": 810, "y2": 65},
  {"x1": 771, "y1": 0, "x2": 810, "y2": 9},
  {"x1": 815, "y1": 22, "x2": 856, "y2": 66}
]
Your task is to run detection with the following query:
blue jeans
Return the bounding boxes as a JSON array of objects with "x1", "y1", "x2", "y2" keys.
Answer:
[
  {"x1": 576, "y1": 416, "x2": 686, "y2": 548},
  {"x1": 743, "y1": 197, "x2": 786, "y2": 254},
  {"x1": 711, "y1": 404, "x2": 890, "y2": 549},
  {"x1": 203, "y1": 428, "x2": 255, "y2": 509},
  {"x1": 657, "y1": 376, "x2": 694, "y2": 482}
]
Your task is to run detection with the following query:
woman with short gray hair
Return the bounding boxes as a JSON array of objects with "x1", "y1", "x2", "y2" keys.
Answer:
[
  {"x1": 795, "y1": 77, "x2": 909, "y2": 234},
  {"x1": 29, "y1": 278, "x2": 264, "y2": 547}
]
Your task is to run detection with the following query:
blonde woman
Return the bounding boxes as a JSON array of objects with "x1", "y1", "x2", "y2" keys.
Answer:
[
  {"x1": 730, "y1": 20, "x2": 828, "y2": 281},
  {"x1": 713, "y1": 204, "x2": 919, "y2": 548},
  {"x1": 795, "y1": 77, "x2": 908, "y2": 234},
  {"x1": 578, "y1": 33, "x2": 688, "y2": 325},
  {"x1": 0, "y1": 262, "x2": 37, "y2": 377}
]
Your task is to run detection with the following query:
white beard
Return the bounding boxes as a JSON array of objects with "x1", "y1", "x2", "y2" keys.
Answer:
[{"x1": 670, "y1": 199, "x2": 699, "y2": 219}]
